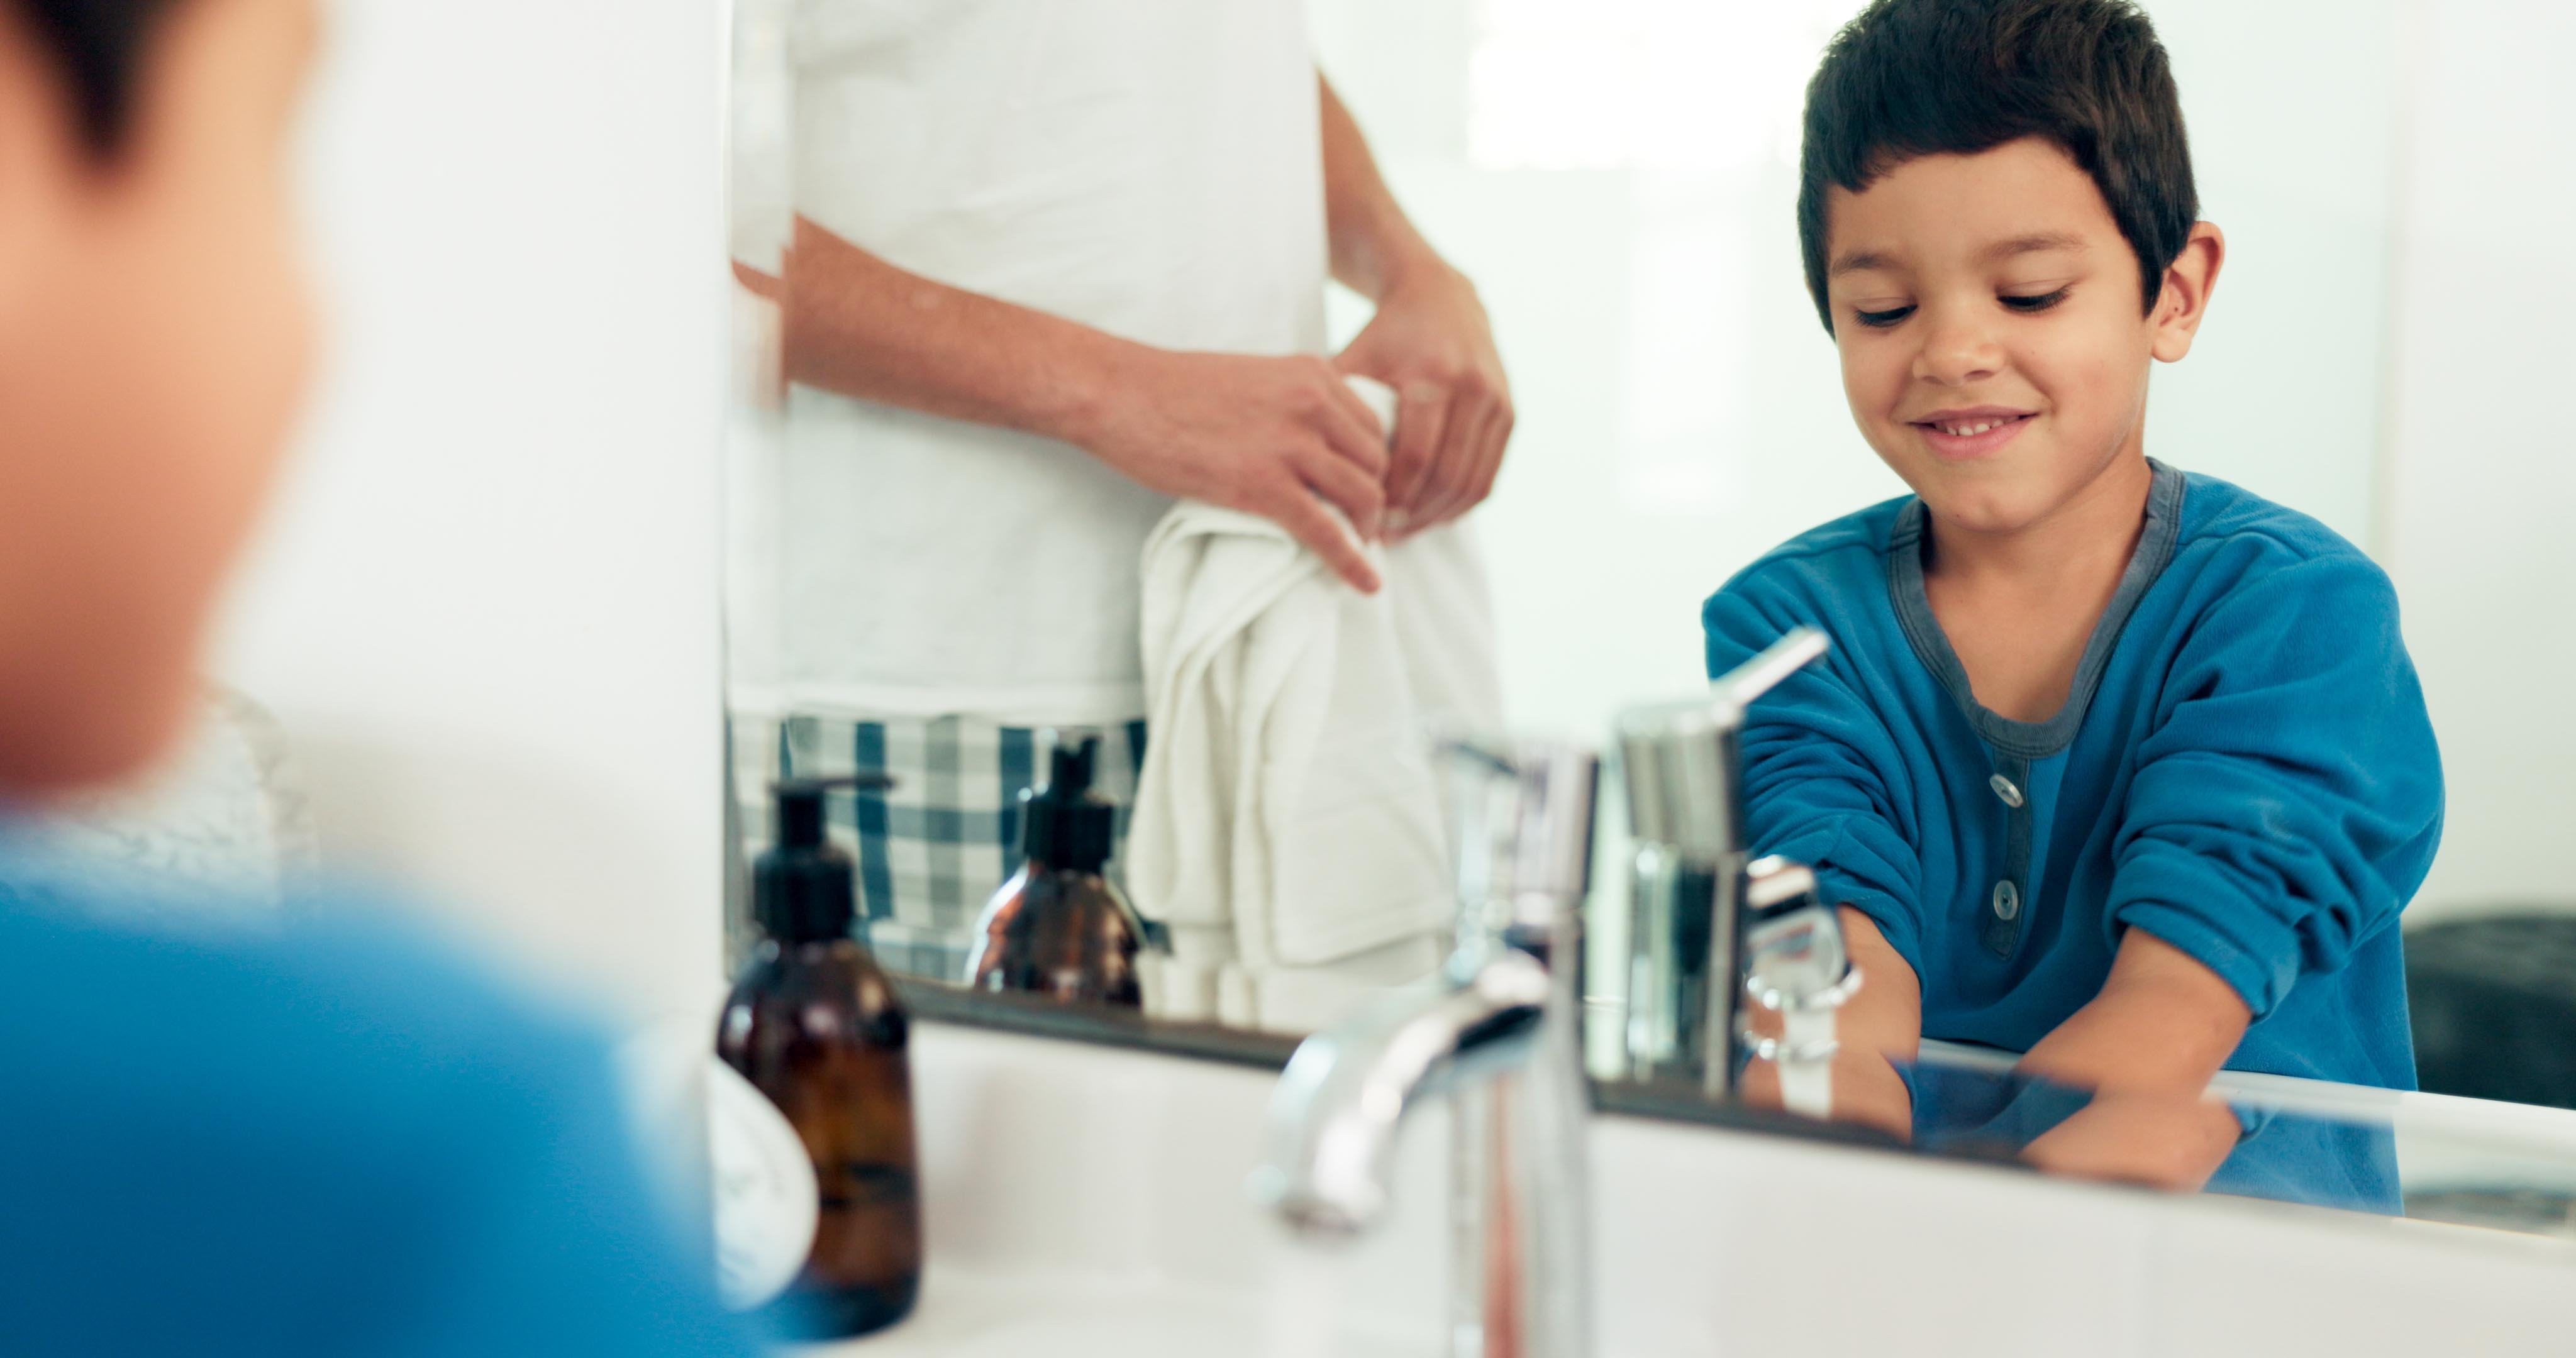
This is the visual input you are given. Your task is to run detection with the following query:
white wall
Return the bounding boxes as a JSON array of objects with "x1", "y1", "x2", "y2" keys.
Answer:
[
  {"x1": 211, "y1": 0, "x2": 733, "y2": 1024},
  {"x1": 2380, "y1": 0, "x2": 2576, "y2": 919}
]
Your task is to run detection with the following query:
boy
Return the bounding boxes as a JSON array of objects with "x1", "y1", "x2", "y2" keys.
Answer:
[
  {"x1": 1709, "y1": 0, "x2": 2442, "y2": 1196},
  {"x1": 0, "y1": 2, "x2": 754, "y2": 1352}
]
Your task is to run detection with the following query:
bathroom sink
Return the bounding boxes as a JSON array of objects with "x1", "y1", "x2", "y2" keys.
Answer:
[
  {"x1": 793, "y1": 1020, "x2": 2576, "y2": 1357},
  {"x1": 799, "y1": 1023, "x2": 1449, "y2": 1356},
  {"x1": 814, "y1": 1269, "x2": 1426, "y2": 1358}
]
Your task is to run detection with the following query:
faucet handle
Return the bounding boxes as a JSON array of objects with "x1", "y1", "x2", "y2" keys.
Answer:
[
  {"x1": 1440, "y1": 736, "x2": 1601, "y2": 943},
  {"x1": 1618, "y1": 627, "x2": 1830, "y2": 863},
  {"x1": 1710, "y1": 627, "x2": 1831, "y2": 719}
]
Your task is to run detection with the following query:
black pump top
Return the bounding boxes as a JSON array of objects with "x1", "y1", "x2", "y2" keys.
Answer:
[
  {"x1": 1020, "y1": 736, "x2": 1114, "y2": 873},
  {"x1": 756, "y1": 773, "x2": 892, "y2": 942}
]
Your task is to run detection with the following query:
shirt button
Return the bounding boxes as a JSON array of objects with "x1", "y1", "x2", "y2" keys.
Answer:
[
  {"x1": 1992, "y1": 880, "x2": 2022, "y2": 921},
  {"x1": 1989, "y1": 773, "x2": 2026, "y2": 809}
]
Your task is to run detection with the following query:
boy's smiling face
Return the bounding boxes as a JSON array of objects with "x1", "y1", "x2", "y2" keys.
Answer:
[{"x1": 1822, "y1": 136, "x2": 2220, "y2": 537}]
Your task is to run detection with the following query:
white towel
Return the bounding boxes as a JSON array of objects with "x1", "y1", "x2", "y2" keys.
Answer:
[{"x1": 1127, "y1": 377, "x2": 1506, "y2": 1032}]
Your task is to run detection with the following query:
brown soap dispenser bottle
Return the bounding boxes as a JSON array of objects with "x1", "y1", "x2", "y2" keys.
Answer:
[
  {"x1": 715, "y1": 776, "x2": 922, "y2": 1339},
  {"x1": 966, "y1": 735, "x2": 1148, "y2": 1005}
]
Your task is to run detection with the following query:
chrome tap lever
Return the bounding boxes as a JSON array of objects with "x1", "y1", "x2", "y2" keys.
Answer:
[
  {"x1": 1441, "y1": 734, "x2": 1597, "y2": 958},
  {"x1": 1711, "y1": 627, "x2": 1832, "y2": 721},
  {"x1": 1616, "y1": 626, "x2": 1830, "y2": 1095}
]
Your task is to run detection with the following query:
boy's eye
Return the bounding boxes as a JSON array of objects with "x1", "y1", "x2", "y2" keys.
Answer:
[
  {"x1": 2000, "y1": 287, "x2": 2072, "y2": 313},
  {"x1": 1853, "y1": 304, "x2": 1915, "y2": 329}
]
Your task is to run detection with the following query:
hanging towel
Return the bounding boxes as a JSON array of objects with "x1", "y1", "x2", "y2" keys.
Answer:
[{"x1": 1127, "y1": 377, "x2": 1506, "y2": 1032}]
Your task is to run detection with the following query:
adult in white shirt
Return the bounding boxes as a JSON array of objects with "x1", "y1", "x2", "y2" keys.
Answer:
[{"x1": 736, "y1": 1, "x2": 1510, "y2": 969}]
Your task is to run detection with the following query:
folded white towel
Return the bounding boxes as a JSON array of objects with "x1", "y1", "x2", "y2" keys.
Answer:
[{"x1": 1126, "y1": 377, "x2": 1506, "y2": 1032}]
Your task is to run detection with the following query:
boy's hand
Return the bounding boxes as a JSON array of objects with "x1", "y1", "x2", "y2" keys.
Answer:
[
  {"x1": 2018, "y1": 928, "x2": 2252, "y2": 1093},
  {"x1": 2021, "y1": 1091, "x2": 2242, "y2": 1191},
  {"x1": 1738, "y1": 1046, "x2": 1916, "y2": 1142},
  {"x1": 1737, "y1": 907, "x2": 1921, "y2": 1142},
  {"x1": 1332, "y1": 261, "x2": 1512, "y2": 538},
  {"x1": 2011, "y1": 927, "x2": 2251, "y2": 1191}
]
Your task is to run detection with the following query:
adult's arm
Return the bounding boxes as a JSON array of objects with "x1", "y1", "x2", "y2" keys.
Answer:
[
  {"x1": 738, "y1": 216, "x2": 1392, "y2": 591},
  {"x1": 1318, "y1": 75, "x2": 1513, "y2": 537}
]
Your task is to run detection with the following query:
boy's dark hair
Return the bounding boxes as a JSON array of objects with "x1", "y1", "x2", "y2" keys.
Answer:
[
  {"x1": 10, "y1": 0, "x2": 186, "y2": 157},
  {"x1": 1797, "y1": 0, "x2": 2197, "y2": 333}
]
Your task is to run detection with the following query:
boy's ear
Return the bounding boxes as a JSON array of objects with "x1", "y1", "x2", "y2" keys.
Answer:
[{"x1": 2148, "y1": 223, "x2": 2226, "y2": 363}]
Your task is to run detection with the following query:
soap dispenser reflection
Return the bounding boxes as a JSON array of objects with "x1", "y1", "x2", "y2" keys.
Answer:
[
  {"x1": 716, "y1": 774, "x2": 923, "y2": 1340},
  {"x1": 967, "y1": 734, "x2": 1150, "y2": 1005}
]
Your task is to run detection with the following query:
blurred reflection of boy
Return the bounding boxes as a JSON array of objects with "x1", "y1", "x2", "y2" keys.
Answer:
[{"x1": 0, "y1": 3, "x2": 756, "y2": 1353}]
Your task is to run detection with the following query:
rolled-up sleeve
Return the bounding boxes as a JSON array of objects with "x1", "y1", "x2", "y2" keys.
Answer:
[
  {"x1": 1704, "y1": 587, "x2": 1926, "y2": 979},
  {"x1": 2109, "y1": 553, "x2": 2443, "y2": 1020}
]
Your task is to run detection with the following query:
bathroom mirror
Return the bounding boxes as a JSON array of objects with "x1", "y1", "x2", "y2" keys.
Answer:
[{"x1": 722, "y1": 0, "x2": 2576, "y2": 1239}]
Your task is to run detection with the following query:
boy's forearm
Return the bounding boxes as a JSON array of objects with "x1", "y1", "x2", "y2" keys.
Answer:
[
  {"x1": 1736, "y1": 1038, "x2": 1916, "y2": 1140},
  {"x1": 769, "y1": 214, "x2": 1132, "y2": 448},
  {"x1": 1318, "y1": 74, "x2": 1441, "y2": 300},
  {"x1": 2018, "y1": 927, "x2": 2251, "y2": 1094},
  {"x1": 2014, "y1": 932, "x2": 2250, "y2": 1190},
  {"x1": 1833, "y1": 906, "x2": 1923, "y2": 1065}
]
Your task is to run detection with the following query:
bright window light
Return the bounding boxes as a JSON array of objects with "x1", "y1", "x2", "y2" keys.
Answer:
[{"x1": 1467, "y1": 0, "x2": 1853, "y2": 173}]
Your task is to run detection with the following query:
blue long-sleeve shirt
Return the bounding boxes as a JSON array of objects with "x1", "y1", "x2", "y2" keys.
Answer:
[
  {"x1": 1703, "y1": 459, "x2": 2443, "y2": 1091},
  {"x1": 0, "y1": 875, "x2": 762, "y2": 1358}
]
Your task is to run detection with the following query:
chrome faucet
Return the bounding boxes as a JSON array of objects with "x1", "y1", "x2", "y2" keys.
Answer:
[
  {"x1": 1616, "y1": 627, "x2": 1830, "y2": 1098},
  {"x1": 1253, "y1": 736, "x2": 1599, "y2": 1358}
]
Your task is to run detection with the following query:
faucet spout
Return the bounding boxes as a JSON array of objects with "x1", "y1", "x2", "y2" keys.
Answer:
[
  {"x1": 1253, "y1": 951, "x2": 1551, "y2": 1237},
  {"x1": 1255, "y1": 736, "x2": 1599, "y2": 1358}
]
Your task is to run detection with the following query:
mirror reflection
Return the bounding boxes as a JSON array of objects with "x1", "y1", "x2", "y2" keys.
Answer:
[{"x1": 723, "y1": 0, "x2": 2576, "y2": 1236}]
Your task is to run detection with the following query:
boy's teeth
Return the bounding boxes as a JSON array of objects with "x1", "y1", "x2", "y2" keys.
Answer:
[{"x1": 1938, "y1": 419, "x2": 2007, "y2": 436}]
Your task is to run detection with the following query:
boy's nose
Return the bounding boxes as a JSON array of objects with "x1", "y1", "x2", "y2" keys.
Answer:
[{"x1": 1911, "y1": 314, "x2": 2005, "y2": 387}]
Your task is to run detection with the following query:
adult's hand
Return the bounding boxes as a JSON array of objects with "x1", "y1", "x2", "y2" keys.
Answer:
[
  {"x1": 1332, "y1": 261, "x2": 1512, "y2": 538},
  {"x1": 1066, "y1": 348, "x2": 1390, "y2": 592},
  {"x1": 731, "y1": 258, "x2": 784, "y2": 302}
]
